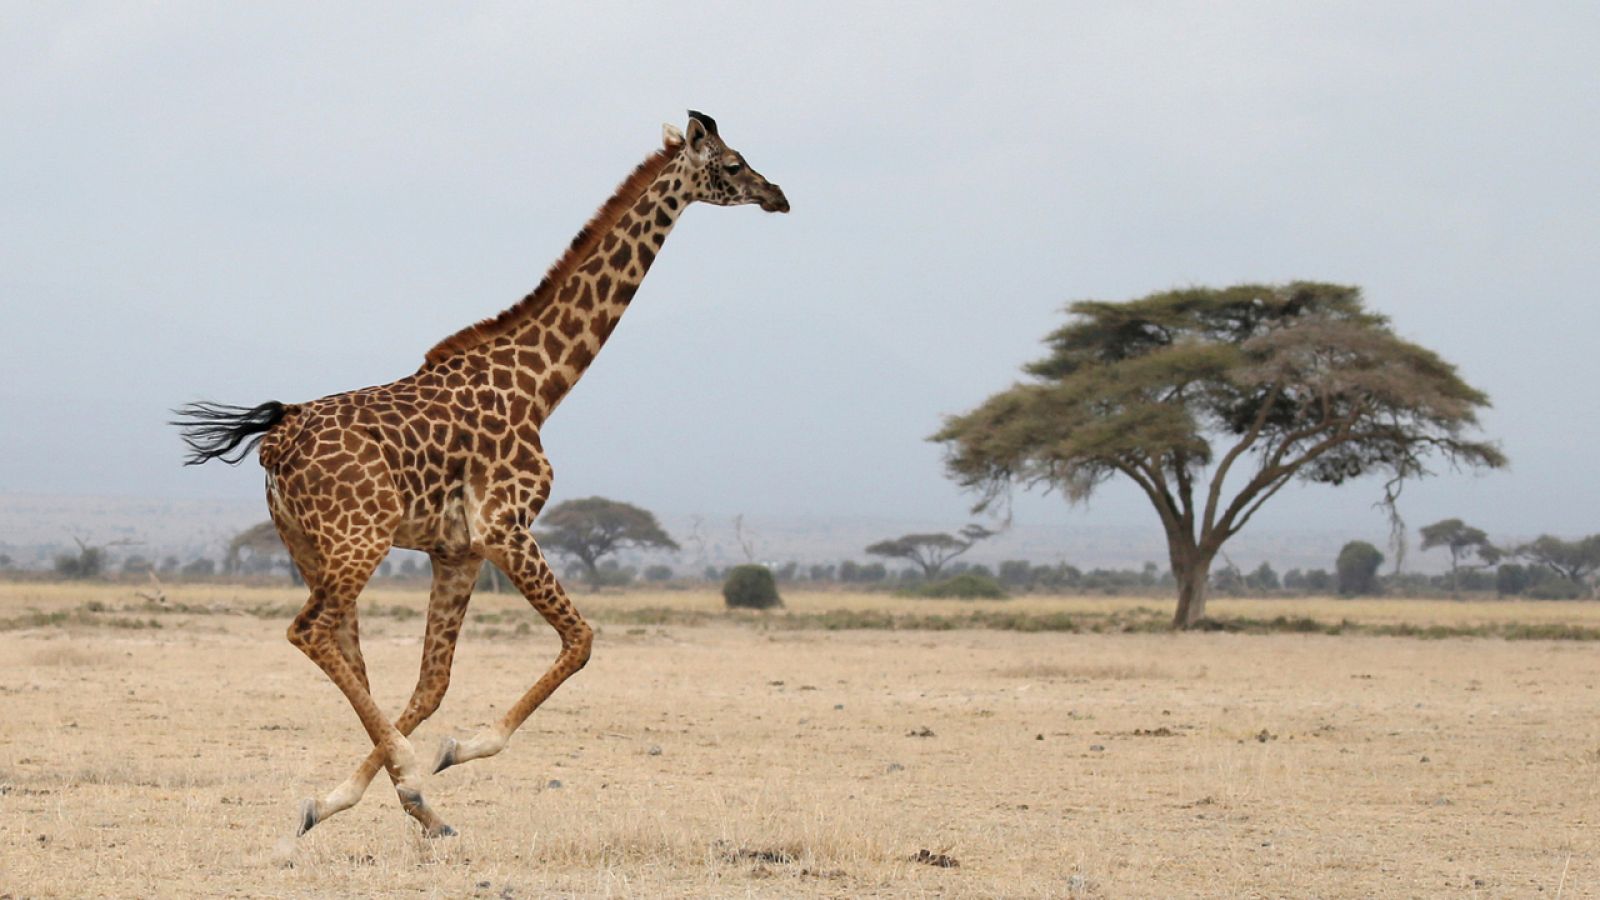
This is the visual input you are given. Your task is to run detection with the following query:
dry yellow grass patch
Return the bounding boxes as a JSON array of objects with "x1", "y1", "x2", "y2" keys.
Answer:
[{"x1": 1, "y1": 583, "x2": 1598, "y2": 896}]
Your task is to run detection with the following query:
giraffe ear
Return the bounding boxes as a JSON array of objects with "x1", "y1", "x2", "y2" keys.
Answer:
[
  {"x1": 684, "y1": 111, "x2": 717, "y2": 156},
  {"x1": 662, "y1": 123, "x2": 684, "y2": 147}
]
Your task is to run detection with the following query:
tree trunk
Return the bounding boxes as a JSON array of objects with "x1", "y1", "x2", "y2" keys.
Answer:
[{"x1": 1172, "y1": 553, "x2": 1215, "y2": 629}]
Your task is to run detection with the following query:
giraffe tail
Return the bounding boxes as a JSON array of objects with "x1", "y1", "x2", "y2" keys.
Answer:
[{"x1": 170, "y1": 400, "x2": 287, "y2": 466}]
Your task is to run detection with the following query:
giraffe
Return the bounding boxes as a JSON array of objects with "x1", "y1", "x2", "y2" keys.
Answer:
[{"x1": 173, "y1": 111, "x2": 788, "y2": 837}]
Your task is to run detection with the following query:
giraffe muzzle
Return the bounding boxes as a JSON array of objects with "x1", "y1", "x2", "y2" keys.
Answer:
[{"x1": 758, "y1": 185, "x2": 790, "y2": 213}]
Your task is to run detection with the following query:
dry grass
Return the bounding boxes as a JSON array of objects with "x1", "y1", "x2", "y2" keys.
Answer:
[{"x1": 1, "y1": 582, "x2": 1598, "y2": 897}]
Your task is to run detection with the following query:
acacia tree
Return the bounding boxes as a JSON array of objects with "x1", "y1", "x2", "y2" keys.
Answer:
[
  {"x1": 1418, "y1": 518, "x2": 1501, "y2": 596},
  {"x1": 536, "y1": 497, "x2": 678, "y2": 585},
  {"x1": 870, "y1": 522, "x2": 992, "y2": 576},
  {"x1": 227, "y1": 520, "x2": 302, "y2": 584},
  {"x1": 933, "y1": 282, "x2": 1505, "y2": 628},
  {"x1": 865, "y1": 524, "x2": 994, "y2": 579},
  {"x1": 1517, "y1": 534, "x2": 1600, "y2": 597}
]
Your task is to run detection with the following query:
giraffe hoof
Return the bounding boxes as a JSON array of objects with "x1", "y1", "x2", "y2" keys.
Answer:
[
  {"x1": 427, "y1": 823, "x2": 458, "y2": 839},
  {"x1": 432, "y1": 737, "x2": 458, "y2": 774},
  {"x1": 297, "y1": 798, "x2": 319, "y2": 836}
]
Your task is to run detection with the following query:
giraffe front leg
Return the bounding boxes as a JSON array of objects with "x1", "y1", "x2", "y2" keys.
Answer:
[
  {"x1": 299, "y1": 557, "x2": 479, "y2": 835},
  {"x1": 434, "y1": 529, "x2": 591, "y2": 774}
]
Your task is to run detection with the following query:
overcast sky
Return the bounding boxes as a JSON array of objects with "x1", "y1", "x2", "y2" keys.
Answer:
[{"x1": 2, "y1": 3, "x2": 1596, "y2": 548}]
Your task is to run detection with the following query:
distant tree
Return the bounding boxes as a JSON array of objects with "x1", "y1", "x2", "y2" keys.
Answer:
[
  {"x1": 1336, "y1": 541, "x2": 1384, "y2": 596},
  {"x1": 1246, "y1": 561, "x2": 1280, "y2": 593},
  {"x1": 0, "y1": 553, "x2": 12, "y2": 570},
  {"x1": 1516, "y1": 535, "x2": 1600, "y2": 597},
  {"x1": 536, "y1": 497, "x2": 678, "y2": 586},
  {"x1": 865, "y1": 524, "x2": 994, "y2": 579},
  {"x1": 159, "y1": 556, "x2": 180, "y2": 574},
  {"x1": 1419, "y1": 518, "x2": 1502, "y2": 596},
  {"x1": 1210, "y1": 563, "x2": 1245, "y2": 596},
  {"x1": 53, "y1": 536, "x2": 130, "y2": 580},
  {"x1": 121, "y1": 555, "x2": 153, "y2": 575},
  {"x1": 1303, "y1": 569, "x2": 1333, "y2": 593},
  {"x1": 998, "y1": 560, "x2": 1034, "y2": 589},
  {"x1": 181, "y1": 558, "x2": 216, "y2": 578},
  {"x1": 1495, "y1": 563, "x2": 1532, "y2": 597},
  {"x1": 226, "y1": 521, "x2": 299, "y2": 583},
  {"x1": 477, "y1": 563, "x2": 511, "y2": 593},
  {"x1": 807, "y1": 563, "x2": 836, "y2": 582},
  {"x1": 932, "y1": 283, "x2": 1505, "y2": 627},
  {"x1": 642, "y1": 564, "x2": 675, "y2": 582}
]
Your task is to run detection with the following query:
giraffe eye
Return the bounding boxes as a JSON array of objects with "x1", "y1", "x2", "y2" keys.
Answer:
[{"x1": 723, "y1": 161, "x2": 743, "y2": 174}]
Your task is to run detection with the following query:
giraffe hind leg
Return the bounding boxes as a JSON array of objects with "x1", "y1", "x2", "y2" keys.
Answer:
[
  {"x1": 434, "y1": 528, "x2": 591, "y2": 773},
  {"x1": 286, "y1": 535, "x2": 453, "y2": 837},
  {"x1": 299, "y1": 556, "x2": 480, "y2": 834}
]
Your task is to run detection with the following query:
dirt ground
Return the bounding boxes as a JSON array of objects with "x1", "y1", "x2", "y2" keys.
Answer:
[{"x1": 2, "y1": 585, "x2": 1597, "y2": 898}]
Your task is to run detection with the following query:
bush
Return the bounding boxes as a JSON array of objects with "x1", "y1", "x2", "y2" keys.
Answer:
[
  {"x1": 1336, "y1": 541, "x2": 1384, "y2": 596},
  {"x1": 723, "y1": 565, "x2": 782, "y2": 609},
  {"x1": 913, "y1": 572, "x2": 1007, "y2": 599},
  {"x1": 1528, "y1": 578, "x2": 1585, "y2": 600}
]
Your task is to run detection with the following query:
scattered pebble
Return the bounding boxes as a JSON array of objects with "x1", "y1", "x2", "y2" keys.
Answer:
[
  {"x1": 886, "y1": 762, "x2": 905, "y2": 773},
  {"x1": 1089, "y1": 744, "x2": 1105, "y2": 752},
  {"x1": 546, "y1": 779, "x2": 563, "y2": 789},
  {"x1": 647, "y1": 745, "x2": 662, "y2": 756},
  {"x1": 907, "y1": 726, "x2": 936, "y2": 738}
]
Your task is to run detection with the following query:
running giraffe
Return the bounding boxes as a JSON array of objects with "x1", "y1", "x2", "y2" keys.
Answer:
[{"x1": 174, "y1": 111, "x2": 788, "y2": 836}]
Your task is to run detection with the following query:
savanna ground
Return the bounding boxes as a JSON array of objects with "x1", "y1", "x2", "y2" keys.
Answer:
[{"x1": 2, "y1": 583, "x2": 1598, "y2": 898}]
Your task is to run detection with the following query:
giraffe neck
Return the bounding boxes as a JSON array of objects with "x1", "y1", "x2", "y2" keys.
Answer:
[
  {"x1": 420, "y1": 145, "x2": 694, "y2": 424},
  {"x1": 506, "y1": 153, "x2": 693, "y2": 421}
]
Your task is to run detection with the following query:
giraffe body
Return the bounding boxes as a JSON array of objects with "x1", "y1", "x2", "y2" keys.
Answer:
[{"x1": 175, "y1": 112, "x2": 787, "y2": 835}]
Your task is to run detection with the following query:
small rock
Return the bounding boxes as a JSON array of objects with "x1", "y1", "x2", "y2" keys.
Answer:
[
  {"x1": 1419, "y1": 755, "x2": 1430, "y2": 763},
  {"x1": 833, "y1": 704, "x2": 844, "y2": 710},
  {"x1": 907, "y1": 726, "x2": 936, "y2": 738},
  {"x1": 1035, "y1": 733, "x2": 1045, "y2": 741},
  {"x1": 546, "y1": 779, "x2": 563, "y2": 789},
  {"x1": 1255, "y1": 729, "x2": 1276, "y2": 743},
  {"x1": 1089, "y1": 744, "x2": 1105, "y2": 752},
  {"x1": 647, "y1": 745, "x2": 662, "y2": 756},
  {"x1": 886, "y1": 762, "x2": 905, "y2": 773}
]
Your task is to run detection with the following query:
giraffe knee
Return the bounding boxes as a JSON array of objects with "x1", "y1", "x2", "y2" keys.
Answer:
[
  {"x1": 287, "y1": 618, "x2": 315, "y2": 653},
  {"x1": 287, "y1": 611, "x2": 333, "y2": 655},
  {"x1": 567, "y1": 623, "x2": 593, "y2": 670}
]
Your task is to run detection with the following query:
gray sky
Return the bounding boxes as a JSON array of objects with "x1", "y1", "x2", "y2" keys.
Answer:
[{"x1": 2, "y1": 3, "x2": 1597, "y2": 549}]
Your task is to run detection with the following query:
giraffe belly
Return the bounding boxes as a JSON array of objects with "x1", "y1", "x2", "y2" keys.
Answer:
[{"x1": 390, "y1": 485, "x2": 474, "y2": 558}]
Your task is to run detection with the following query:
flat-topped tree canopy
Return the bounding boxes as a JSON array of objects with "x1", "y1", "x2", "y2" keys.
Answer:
[{"x1": 933, "y1": 281, "x2": 1506, "y2": 627}]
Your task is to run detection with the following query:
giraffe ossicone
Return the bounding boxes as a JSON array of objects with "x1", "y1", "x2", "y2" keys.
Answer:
[{"x1": 173, "y1": 112, "x2": 787, "y2": 837}]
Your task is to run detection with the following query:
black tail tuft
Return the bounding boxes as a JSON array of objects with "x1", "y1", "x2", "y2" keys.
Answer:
[{"x1": 171, "y1": 400, "x2": 286, "y2": 466}]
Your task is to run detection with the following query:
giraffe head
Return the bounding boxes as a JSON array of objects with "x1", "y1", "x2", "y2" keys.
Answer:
[{"x1": 662, "y1": 111, "x2": 789, "y2": 214}]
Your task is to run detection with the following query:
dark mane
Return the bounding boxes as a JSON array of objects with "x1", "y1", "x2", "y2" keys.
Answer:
[{"x1": 421, "y1": 141, "x2": 683, "y2": 368}]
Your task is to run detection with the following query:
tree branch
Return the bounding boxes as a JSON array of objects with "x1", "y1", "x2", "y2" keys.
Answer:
[{"x1": 1202, "y1": 382, "x2": 1284, "y2": 533}]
